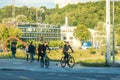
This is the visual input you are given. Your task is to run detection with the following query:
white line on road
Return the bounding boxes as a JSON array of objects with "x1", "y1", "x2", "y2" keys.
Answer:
[{"x1": 58, "y1": 74, "x2": 68, "y2": 77}]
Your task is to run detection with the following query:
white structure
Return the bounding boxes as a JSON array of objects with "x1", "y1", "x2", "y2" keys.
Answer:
[
  {"x1": 89, "y1": 29, "x2": 100, "y2": 48},
  {"x1": 60, "y1": 17, "x2": 80, "y2": 48},
  {"x1": 106, "y1": 0, "x2": 111, "y2": 65},
  {"x1": 61, "y1": 17, "x2": 105, "y2": 49}
]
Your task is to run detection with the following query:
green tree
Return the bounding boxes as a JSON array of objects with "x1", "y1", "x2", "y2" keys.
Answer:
[
  {"x1": 74, "y1": 24, "x2": 91, "y2": 42},
  {"x1": 0, "y1": 1, "x2": 120, "y2": 28},
  {"x1": 94, "y1": 22, "x2": 106, "y2": 41},
  {"x1": 0, "y1": 23, "x2": 22, "y2": 41},
  {"x1": 16, "y1": 15, "x2": 27, "y2": 23},
  {"x1": 115, "y1": 27, "x2": 120, "y2": 45},
  {"x1": 2, "y1": 17, "x2": 12, "y2": 23},
  {"x1": 0, "y1": 23, "x2": 22, "y2": 50},
  {"x1": 49, "y1": 40, "x2": 64, "y2": 47},
  {"x1": 94, "y1": 22, "x2": 106, "y2": 54}
]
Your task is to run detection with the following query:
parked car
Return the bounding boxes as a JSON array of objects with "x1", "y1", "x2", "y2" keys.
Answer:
[{"x1": 81, "y1": 42, "x2": 92, "y2": 49}]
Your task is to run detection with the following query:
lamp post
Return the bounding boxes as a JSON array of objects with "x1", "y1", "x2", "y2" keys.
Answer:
[{"x1": 106, "y1": 0, "x2": 111, "y2": 66}]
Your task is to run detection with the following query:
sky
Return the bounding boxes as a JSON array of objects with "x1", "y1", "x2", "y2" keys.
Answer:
[{"x1": 0, "y1": 0, "x2": 100, "y2": 8}]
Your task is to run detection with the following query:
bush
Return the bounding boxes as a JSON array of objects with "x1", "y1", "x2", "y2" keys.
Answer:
[
  {"x1": 79, "y1": 59, "x2": 106, "y2": 67},
  {"x1": 49, "y1": 40, "x2": 64, "y2": 47},
  {"x1": 89, "y1": 48, "x2": 96, "y2": 54}
]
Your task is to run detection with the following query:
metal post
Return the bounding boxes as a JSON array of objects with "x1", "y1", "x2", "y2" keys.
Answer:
[
  {"x1": 106, "y1": 0, "x2": 111, "y2": 66},
  {"x1": 112, "y1": 0, "x2": 115, "y2": 64}
]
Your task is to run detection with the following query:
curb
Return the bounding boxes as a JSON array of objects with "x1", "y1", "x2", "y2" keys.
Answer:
[{"x1": 0, "y1": 68, "x2": 27, "y2": 71}]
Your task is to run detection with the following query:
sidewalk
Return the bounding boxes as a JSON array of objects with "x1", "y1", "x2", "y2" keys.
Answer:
[{"x1": 0, "y1": 59, "x2": 120, "y2": 74}]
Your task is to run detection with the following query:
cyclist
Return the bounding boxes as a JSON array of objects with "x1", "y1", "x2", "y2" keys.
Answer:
[
  {"x1": 40, "y1": 41, "x2": 50, "y2": 63},
  {"x1": 37, "y1": 44, "x2": 42, "y2": 62},
  {"x1": 63, "y1": 41, "x2": 74, "y2": 62}
]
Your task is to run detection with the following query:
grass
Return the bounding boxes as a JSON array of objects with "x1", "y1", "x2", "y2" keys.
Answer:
[
  {"x1": 78, "y1": 59, "x2": 106, "y2": 67},
  {"x1": 0, "y1": 49, "x2": 120, "y2": 67}
]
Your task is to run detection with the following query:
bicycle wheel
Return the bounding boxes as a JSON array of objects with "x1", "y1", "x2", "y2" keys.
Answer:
[
  {"x1": 44, "y1": 56, "x2": 49, "y2": 68},
  {"x1": 60, "y1": 57, "x2": 66, "y2": 68},
  {"x1": 68, "y1": 56, "x2": 75, "y2": 68}
]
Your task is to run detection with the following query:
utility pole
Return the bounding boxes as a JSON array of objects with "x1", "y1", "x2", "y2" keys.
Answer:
[
  {"x1": 112, "y1": 0, "x2": 115, "y2": 64},
  {"x1": 106, "y1": 0, "x2": 111, "y2": 66}
]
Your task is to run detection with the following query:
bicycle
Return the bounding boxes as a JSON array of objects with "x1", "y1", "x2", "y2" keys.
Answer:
[
  {"x1": 40, "y1": 54, "x2": 49, "y2": 68},
  {"x1": 60, "y1": 52, "x2": 75, "y2": 68}
]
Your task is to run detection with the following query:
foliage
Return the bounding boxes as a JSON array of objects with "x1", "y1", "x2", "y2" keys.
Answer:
[
  {"x1": 2, "y1": 17, "x2": 12, "y2": 23},
  {"x1": 0, "y1": 1, "x2": 120, "y2": 28},
  {"x1": 100, "y1": 47, "x2": 106, "y2": 55},
  {"x1": 49, "y1": 40, "x2": 64, "y2": 47},
  {"x1": 79, "y1": 59, "x2": 105, "y2": 67},
  {"x1": 94, "y1": 22, "x2": 106, "y2": 51},
  {"x1": 115, "y1": 27, "x2": 120, "y2": 45},
  {"x1": 8, "y1": 26, "x2": 23, "y2": 37},
  {"x1": 0, "y1": 49, "x2": 120, "y2": 67},
  {"x1": 0, "y1": 1, "x2": 120, "y2": 48},
  {"x1": 89, "y1": 48, "x2": 96, "y2": 54},
  {"x1": 16, "y1": 15, "x2": 27, "y2": 23},
  {"x1": 74, "y1": 24, "x2": 91, "y2": 42},
  {"x1": 0, "y1": 23, "x2": 23, "y2": 50}
]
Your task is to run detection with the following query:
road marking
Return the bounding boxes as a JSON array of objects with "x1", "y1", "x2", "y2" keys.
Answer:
[
  {"x1": 75, "y1": 77, "x2": 97, "y2": 80},
  {"x1": 71, "y1": 76, "x2": 97, "y2": 80},
  {"x1": 18, "y1": 76, "x2": 33, "y2": 80},
  {"x1": 95, "y1": 75, "x2": 106, "y2": 77},
  {"x1": 58, "y1": 74, "x2": 68, "y2": 77},
  {"x1": 47, "y1": 72, "x2": 56, "y2": 75}
]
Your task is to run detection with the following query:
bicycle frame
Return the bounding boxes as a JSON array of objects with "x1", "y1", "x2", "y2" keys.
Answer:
[
  {"x1": 40, "y1": 54, "x2": 49, "y2": 68},
  {"x1": 60, "y1": 52, "x2": 75, "y2": 68}
]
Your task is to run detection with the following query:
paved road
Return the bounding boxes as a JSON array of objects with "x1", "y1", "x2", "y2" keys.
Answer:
[
  {"x1": 0, "y1": 59, "x2": 120, "y2": 80},
  {"x1": 0, "y1": 70, "x2": 120, "y2": 80}
]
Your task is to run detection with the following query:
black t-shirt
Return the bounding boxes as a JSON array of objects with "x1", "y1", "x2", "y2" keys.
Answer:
[
  {"x1": 63, "y1": 44, "x2": 73, "y2": 53},
  {"x1": 28, "y1": 44, "x2": 35, "y2": 53},
  {"x1": 41, "y1": 44, "x2": 50, "y2": 53}
]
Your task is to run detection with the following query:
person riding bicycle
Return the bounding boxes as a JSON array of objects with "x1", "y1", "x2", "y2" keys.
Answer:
[
  {"x1": 41, "y1": 41, "x2": 51, "y2": 62},
  {"x1": 63, "y1": 41, "x2": 74, "y2": 62},
  {"x1": 37, "y1": 44, "x2": 42, "y2": 62}
]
